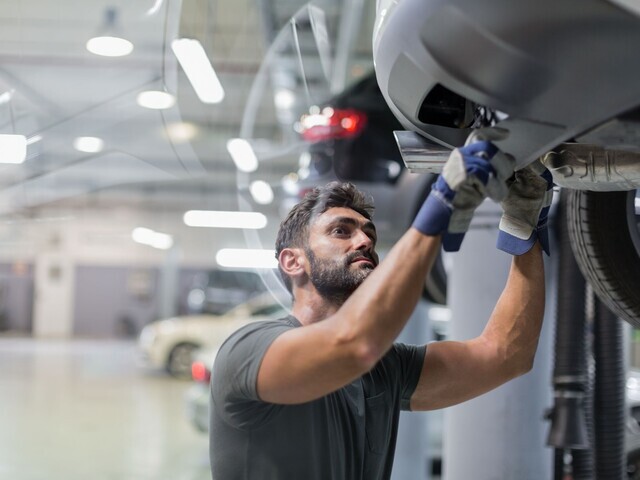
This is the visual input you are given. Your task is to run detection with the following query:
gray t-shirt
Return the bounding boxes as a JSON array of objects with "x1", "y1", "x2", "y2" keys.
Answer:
[{"x1": 210, "y1": 315, "x2": 426, "y2": 480}]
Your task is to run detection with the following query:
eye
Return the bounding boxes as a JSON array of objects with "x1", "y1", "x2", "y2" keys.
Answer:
[{"x1": 331, "y1": 226, "x2": 348, "y2": 236}]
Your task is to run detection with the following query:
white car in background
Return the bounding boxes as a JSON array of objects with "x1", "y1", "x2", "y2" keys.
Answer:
[{"x1": 138, "y1": 293, "x2": 287, "y2": 378}]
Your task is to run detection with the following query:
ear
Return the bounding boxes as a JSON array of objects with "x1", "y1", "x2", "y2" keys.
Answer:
[{"x1": 279, "y1": 247, "x2": 307, "y2": 284}]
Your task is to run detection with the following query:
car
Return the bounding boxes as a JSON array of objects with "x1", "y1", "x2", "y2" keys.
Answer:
[
  {"x1": 372, "y1": 0, "x2": 640, "y2": 327},
  {"x1": 137, "y1": 293, "x2": 287, "y2": 378},
  {"x1": 291, "y1": 71, "x2": 448, "y2": 305}
]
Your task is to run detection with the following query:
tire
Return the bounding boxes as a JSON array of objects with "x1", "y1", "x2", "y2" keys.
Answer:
[
  {"x1": 167, "y1": 342, "x2": 200, "y2": 379},
  {"x1": 566, "y1": 189, "x2": 640, "y2": 327}
]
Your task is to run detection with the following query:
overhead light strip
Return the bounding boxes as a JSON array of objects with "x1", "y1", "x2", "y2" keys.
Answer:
[
  {"x1": 183, "y1": 210, "x2": 267, "y2": 229},
  {"x1": 171, "y1": 38, "x2": 225, "y2": 104},
  {"x1": 216, "y1": 248, "x2": 278, "y2": 269}
]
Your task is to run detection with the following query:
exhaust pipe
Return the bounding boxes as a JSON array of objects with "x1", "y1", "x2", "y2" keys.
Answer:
[{"x1": 395, "y1": 131, "x2": 640, "y2": 191}]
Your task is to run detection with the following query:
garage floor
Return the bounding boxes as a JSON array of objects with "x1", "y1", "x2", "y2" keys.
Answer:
[{"x1": 0, "y1": 337, "x2": 211, "y2": 480}]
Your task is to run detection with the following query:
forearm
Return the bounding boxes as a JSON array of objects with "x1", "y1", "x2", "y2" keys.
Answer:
[
  {"x1": 336, "y1": 228, "x2": 441, "y2": 363},
  {"x1": 482, "y1": 242, "x2": 546, "y2": 377}
]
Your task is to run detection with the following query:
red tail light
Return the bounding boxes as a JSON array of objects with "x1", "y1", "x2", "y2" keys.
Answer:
[
  {"x1": 300, "y1": 108, "x2": 367, "y2": 143},
  {"x1": 191, "y1": 361, "x2": 211, "y2": 383}
]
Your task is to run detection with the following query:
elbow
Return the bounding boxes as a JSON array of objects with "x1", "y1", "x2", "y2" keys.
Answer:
[
  {"x1": 509, "y1": 349, "x2": 537, "y2": 379},
  {"x1": 334, "y1": 325, "x2": 384, "y2": 373}
]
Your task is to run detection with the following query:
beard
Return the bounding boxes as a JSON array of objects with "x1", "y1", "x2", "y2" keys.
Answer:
[{"x1": 305, "y1": 247, "x2": 376, "y2": 306}]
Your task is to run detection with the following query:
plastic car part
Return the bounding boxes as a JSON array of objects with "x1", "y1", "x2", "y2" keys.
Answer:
[
  {"x1": 567, "y1": 189, "x2": 640, "y2": 327},
  {"x1": 373, "y1": 0, "x2": 640, "y2": 169}
]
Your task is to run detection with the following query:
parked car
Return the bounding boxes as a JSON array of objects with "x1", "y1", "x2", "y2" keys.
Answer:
[
  {"x1": 137, "y1": 293, "x2": 287, "y2": 378},
  {"x1": 289, "y1": 71, "x2": 447, "y2": 304},
  {"x1": 372, "y1": 0, "x2": 640, "y2": 326}
]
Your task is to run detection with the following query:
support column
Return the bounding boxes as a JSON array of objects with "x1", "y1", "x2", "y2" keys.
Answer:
[{"x1": 442, "y1": 200, "x2": 554, "y2": 479}]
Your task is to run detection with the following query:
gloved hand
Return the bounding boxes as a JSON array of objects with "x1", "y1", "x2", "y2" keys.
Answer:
[
  {"x1": 412, "y1": 130, "x2": 514, "y2": 251},
  {"x1": 496, "y1": 160, "x2": 554, "y2": 256}
]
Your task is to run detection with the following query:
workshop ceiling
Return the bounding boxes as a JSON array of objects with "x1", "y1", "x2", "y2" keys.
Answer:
[{"x1": 0, "y1": 0, "x2": 377, "y2": 218}]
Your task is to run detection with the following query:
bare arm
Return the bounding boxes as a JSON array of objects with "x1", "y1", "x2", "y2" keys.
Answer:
[
  {"x1": 409, "y1": 242, "x2": 545, "y2": 411},
  {"x1": 257, "y1": 229, "x2": 441, "y2": 404}
]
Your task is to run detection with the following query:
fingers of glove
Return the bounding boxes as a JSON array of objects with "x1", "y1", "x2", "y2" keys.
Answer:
[
  {"x1": 486, "y1": 151, "x2": 515, "y2": 201},
  {"x1": 442, "y1": 147, "x2": 496, "y2": 191},
  {"x1": 458, "y1": 140, "x2": 498, "y2": 160}
]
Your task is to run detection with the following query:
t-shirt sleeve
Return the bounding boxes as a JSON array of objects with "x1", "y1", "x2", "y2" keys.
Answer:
[
  {"x1": 387, "y1": 342, "x2": 427, "y2": 411},
  {"x1": 211, "y1": 319, "x2": 292, "y2": 429}
]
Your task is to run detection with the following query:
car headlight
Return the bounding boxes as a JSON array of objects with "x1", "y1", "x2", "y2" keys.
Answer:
[{"x1": 138, "y1": 326, "x2": 157, "y2": 349}]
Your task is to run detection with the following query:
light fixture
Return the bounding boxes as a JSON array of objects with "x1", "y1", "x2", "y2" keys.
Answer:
[
  {"x1": 165, "y1": 122, "x2": 198, "y2": 143},
  {"x1": 274, "y1": 89, "x2": 295, "y2": 110},
  {"x1": 215, "y1": 248, "x2": 278, "y2": 269},
  {"x1": 73, "y1": 136, "x2": 104, "y2": 153},
  {"x1": 249, "y1": 180, "x2": 274, "y2": 205},
  {"x1": 136, "y1": 90, "x2": 176, "y2": 110},
  {"x1": 171, "y1": 38, "x2": 224, "y2": 104},
  {"x1": 86, "y1": 8, "x2": 134, "y2": 57},
  {"x1": 0, "y1": 90, "x2": 14, "y2": 105},
  {"x1": 226, "y1": 138, "x2": 258, "y2": 172},
  {"x1": 183, "y1": 210, "x2": 267, "y2": 229},
  {"x1": 131, "y1": 227, "x2": 173, "y2": 250},
  {"x1": 0, "y1": 134, "x2": 27, "y2": 164}
]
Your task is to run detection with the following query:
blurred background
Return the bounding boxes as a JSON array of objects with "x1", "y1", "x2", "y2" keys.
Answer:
[{"x1": 0, "y1": 1, "x2": 448, "y2": 479}]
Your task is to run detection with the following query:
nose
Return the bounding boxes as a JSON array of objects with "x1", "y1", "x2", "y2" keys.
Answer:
[{"x1": 353, "y1": 229, "x2": 374, "y2": 252}]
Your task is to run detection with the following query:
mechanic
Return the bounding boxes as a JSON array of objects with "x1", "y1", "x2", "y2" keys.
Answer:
[{"x1": 209, "y1": 136, "x2": 553, "y2": 480}]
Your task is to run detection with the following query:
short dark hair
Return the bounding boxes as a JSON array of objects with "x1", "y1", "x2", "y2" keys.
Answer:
[{"x1": 275, "y1": 182, "x2": 374, "y2": 293}]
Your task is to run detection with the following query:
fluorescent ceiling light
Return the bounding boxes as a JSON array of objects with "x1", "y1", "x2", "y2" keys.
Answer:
[
  {"x1": 0, "y1": 90, "x2": 14, "y2": 105},
  {"x1": 166, "y1": 122, "x2": 198, "y2": 143},
  {"x1": 171, "y1": 38, "x2": 225, "y2": 104},
  {"x1": 227, "y1": 138, "x2": 258, "y2": 172},
  {"x1": 183, "y1": 210, "x2": 267, "y2": 229},
  {"x1": 216, "y1": 248, "x2": 278, "y2": 269},
  {"x1": 274, "y1": 89, "x2": 295, "y2": 110},
  {"x1": 86, "y1": 36, "x2": 134, "y2": 57},
  {"x1": 0, "y1": 134, "x2": 27, "y2": 164},
  {"x1": 249, "y1": 180, "x2": 274, "y2": 205},
  {"x1": 131, "y1": 227, "x2": 173, "y2": 250},
  {"x1": 136, "y1": 90, "x2": 176, "y2": 110},
  {"x1": 73, "y1": 136, "x2": 104, "y2": 153}
]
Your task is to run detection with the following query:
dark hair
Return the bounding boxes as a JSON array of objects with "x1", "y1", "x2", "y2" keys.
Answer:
[{"x1": 275, "y1": 182, "x2": 374, "y2": 293}]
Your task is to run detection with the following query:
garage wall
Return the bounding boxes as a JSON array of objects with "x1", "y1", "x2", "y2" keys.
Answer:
[
  {"x1": 0, "y1": 262, "x2": 34, "y2": 333},
  {"x1": 73, "y1": 266, "x2": 160, "y2": 338}
]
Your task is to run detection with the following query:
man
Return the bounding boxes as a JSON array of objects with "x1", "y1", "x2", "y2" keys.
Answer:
[{"x1": 210, "y1": 136, "x2": 553, "y2": 479}]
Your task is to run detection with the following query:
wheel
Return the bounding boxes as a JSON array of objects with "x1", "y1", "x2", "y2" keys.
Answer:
[
  {"x1": 566, "y1": 189, "x2": 640, "y2": 327},
  {"x1": 167, "y1": 343, "x2": 200, "y2": 379}
]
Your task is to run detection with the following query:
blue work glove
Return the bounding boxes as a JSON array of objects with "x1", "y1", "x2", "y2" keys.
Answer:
[
  {"x1": 413, "y1": 131, "x2": 514, "y2": 251},
  {"x1": 496, "y1": 160, "x2": 554, "y2": 255}
]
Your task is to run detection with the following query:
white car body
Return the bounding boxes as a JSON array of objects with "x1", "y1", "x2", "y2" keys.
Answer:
[{"x1": 138, "y1": 293, "x2": 287, "y2": 376}]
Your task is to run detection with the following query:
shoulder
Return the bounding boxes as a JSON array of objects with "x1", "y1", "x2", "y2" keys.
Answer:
[{"x1": 214, "y1": 316, "x2": 298, "y2": 374}]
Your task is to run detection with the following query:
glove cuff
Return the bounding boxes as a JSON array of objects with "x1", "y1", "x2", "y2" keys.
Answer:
[
  {"x1": 442, "y1": 232, "x2": 466, "y2": 252},
  {"x1": 496, "y1": 226, "x2": 550, "y2": 256},
  {"x1": 412, "y1": 190, "x2": 452, "y2": 236}
]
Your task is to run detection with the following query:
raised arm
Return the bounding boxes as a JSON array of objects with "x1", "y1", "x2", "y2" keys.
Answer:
[
  {"x1": 257, "y1": 137, "x2": 513, "y2": 405},
  {"x1": 410, "y1": 242, "x2": 545, "y2": 411},
  {"x1": 409, "y1": 161, "x2": 553, "y2": 411}
]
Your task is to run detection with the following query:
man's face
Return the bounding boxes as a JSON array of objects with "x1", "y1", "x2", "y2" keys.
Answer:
[{"x1": 304, "y1": 207, "x2": 379, "y2": 304}]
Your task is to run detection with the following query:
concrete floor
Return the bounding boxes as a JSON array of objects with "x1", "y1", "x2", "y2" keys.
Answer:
[{"x1": 0, "y1": 337, "x2": 211, "y2": 480}]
